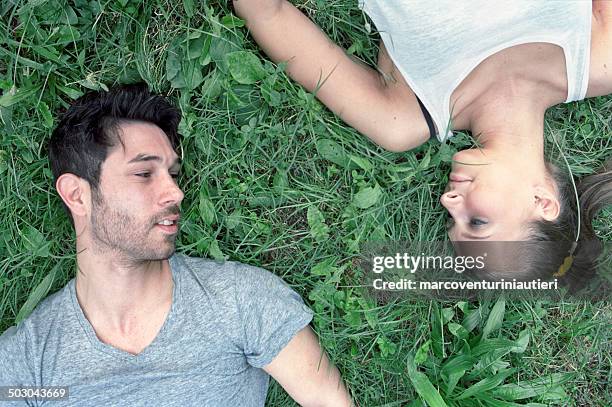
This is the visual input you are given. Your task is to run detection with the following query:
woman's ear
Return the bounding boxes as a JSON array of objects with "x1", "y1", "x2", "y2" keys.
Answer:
[
  {"x1": 56, "y1": 174, "x2": 90, "y2": 219},
  {"x1": 534, "y1": 186, "x2": 561, "y2": 221}
]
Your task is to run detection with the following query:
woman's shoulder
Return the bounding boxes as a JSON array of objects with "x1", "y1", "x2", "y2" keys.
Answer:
[
  {"x1": 587, "y1": 1, "x2": 612, "y2": 98},
  {"x1": 593, "y1": 0, "x2": 612, "y2": 27}
]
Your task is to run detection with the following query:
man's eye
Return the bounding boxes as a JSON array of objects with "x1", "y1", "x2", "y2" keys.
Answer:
[
  {"x1": 136, "y1": 172, "x2": 151, "y2": 178},
  {"x1": 170, "y1": 173, "x2": 179, "y2": 179},
  {"x1": 470, "y1": 218, "x2": 488, "y2": 227}
]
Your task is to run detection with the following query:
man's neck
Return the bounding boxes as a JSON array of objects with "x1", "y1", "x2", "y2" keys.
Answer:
[{"x1": 74, "y1": 250, "x2": 174, "y2": 335}]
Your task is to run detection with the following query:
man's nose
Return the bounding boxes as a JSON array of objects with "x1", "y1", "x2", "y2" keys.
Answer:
[{"x1": 160, "y1": 177, "x2": 184, "y2": 206}]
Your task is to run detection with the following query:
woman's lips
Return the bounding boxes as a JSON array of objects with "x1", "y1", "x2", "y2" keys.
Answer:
[{"x1": 449, "y1": 173, "x2": 472, "y2": 182}]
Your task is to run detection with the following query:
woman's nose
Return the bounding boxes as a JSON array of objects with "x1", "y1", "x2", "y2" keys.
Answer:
[{"x1": 440, "y1": 190, "x2": 462, "y2": 208}]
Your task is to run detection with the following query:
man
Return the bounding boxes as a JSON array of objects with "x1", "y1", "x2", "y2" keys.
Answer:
[{"x1": 0, "y1": 83, "x2": 352, "y2": 406}]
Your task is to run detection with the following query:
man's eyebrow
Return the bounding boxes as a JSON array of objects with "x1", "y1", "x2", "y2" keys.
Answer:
[
  {"x1": 127, "y1": 154, "x2": 181, "y2": 167},
  {"x1": 127, "y1": 154, "x2": 161, "y2": 164}
]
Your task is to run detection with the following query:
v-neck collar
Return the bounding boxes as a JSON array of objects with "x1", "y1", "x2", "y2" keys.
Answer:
[{"x1": 69, "y1": 255, "x2": 182, "y2": 362}]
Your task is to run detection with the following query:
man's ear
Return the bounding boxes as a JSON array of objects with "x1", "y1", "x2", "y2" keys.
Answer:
[
  {"x1": 56, "y1": 174, "x2": 91, "y2": 218},
  {"x1": 534, "y1": 186, "x2": 560, "y2": 221}
]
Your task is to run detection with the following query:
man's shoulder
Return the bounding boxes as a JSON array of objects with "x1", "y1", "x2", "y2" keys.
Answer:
[
  {"x1": 171, "y1": 253, "x2": 284, "y2": 289},
  {"x1": 24, "y1": 281, "x2": 73, "y2": 328},
  {"x1": 171, "y1": 253, "x2": 302, "y2": 315},
  {"x1": 0, "y1": 281, "x2": 72, "y2": 351},
  {"x1": 0, "y1": 281, "x2": 73, "y2": 385}
]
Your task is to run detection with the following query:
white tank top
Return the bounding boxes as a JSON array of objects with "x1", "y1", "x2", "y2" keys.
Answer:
[{"x1": 359, "y1": 0, "x2": 592, "y2": 142}]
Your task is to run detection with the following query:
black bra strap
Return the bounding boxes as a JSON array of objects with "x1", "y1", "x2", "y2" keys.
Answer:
[{"x1": 416, "y1": 96, "x2": 436, "y2": 140}]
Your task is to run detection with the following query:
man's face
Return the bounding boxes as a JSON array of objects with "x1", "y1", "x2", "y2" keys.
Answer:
[{"x1": 88, "y1": 121, "x2": 183, "y2": 261}]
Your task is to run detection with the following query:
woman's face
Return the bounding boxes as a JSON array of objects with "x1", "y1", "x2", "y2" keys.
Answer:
[{"x1": 441, "y1": 149, "x2": 543, "y2": 241}]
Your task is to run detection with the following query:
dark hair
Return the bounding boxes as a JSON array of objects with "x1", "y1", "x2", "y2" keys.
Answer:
[
  {"x1": 48, "y1": 82, "x2": 181, "y2": 219},
  {"x1": 461, "y1": 160, "x2": 611, "y2": 292},
  {"x1": 524, "y1": 160, "x2": 611, "y2": 291}
]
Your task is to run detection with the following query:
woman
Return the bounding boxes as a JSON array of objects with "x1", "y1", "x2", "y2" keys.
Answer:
[{"x1": 233, "y1": 0, "x2": 611, "y2": 284}]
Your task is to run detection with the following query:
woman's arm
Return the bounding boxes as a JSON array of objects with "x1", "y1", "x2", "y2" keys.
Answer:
[
  {"x1": 232, "y1": 0, "x2": 429, "y2": 152},
  {"x1": 587, "y1": 0, "x2": 612, "y2": 97}
]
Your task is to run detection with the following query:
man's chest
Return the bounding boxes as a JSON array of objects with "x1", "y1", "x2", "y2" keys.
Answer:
[{"x1": 35, "y1": 335, "x2": 267, "y2": 407}]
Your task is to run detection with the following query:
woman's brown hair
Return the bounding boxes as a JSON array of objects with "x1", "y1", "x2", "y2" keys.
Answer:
[
  {"x1": 523, "y1": 159, "x2": 611, "y2": 291},
  {"x1": 455, "y1": 159, "x2": 610, "y2": 294}
]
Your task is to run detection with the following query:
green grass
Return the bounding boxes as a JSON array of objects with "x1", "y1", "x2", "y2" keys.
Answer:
[{"x1": 0, "y1": 0, "x2": 610, "y2": 406}]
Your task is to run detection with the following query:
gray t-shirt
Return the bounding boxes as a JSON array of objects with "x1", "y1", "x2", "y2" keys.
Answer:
[{"x1": 0, "y1": 254, "x2": 313, "y2": 406}]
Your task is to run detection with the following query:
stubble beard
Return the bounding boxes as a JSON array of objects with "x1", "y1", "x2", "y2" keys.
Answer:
[{"x1": 89, "y1": 189, "x2": 177, "y2": 263}]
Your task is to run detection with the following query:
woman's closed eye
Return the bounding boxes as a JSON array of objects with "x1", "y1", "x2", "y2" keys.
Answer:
[
  {"x1": 469, "y1": 218, "x2": 488, "y2": 228},
  {"x1": 446, "y1": 216, "x2": 488, "y2": 230}
]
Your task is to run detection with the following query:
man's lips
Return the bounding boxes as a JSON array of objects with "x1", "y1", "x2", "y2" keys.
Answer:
[
  {"x1": 156, "y1": 223, "x2": 179, "y2": 233},
  {"x1": 156, "y1": 214, "x2": 180, "y2": 224},
  {"x1": 154, "y1": 214, "x2": 180, "y2": 233}
]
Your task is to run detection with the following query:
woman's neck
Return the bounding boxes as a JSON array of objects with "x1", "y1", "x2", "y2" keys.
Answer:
[{"x1": 469, "y1": 92, "x2": 547, "y2": 159}]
